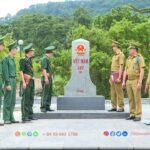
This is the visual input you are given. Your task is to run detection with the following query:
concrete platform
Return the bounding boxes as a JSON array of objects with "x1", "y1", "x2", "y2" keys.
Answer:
[
  {"x1": 34, "y1": 110, "x2": 129, "y2": 119},
  {"x1": 57, "y1": 96, "x2": 105, "y2": 110},
  {"x1": 0, "y1": 97, "x2": 150, "y2": 149}
]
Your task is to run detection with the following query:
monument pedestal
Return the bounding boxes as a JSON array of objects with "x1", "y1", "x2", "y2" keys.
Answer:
[{"x1": 57, "y1": 96, "x2": 105, "y2": 110}]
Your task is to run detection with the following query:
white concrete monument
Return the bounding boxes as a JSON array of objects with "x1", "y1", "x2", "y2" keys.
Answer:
[
  {"x1": 65, "y1": 38, "x2": 96, "y2": 96},
  {"x1": 57, "y1": 38, "x2": 105, "y2": 110}
]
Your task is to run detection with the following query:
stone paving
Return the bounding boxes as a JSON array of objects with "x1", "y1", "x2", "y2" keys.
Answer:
[{"x1": 0, "y1": 97, "x2": 150, "y2": 149}]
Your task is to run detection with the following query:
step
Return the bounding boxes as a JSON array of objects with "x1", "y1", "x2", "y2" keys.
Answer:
[{"x1": 34, "y1": 110, "x2": 129, "y2": 119}]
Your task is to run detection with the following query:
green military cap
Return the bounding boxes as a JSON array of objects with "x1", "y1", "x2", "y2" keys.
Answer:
[
  {"x1": 7, "y1": 41, "x2": 17, "y2": 51},
  {"x1": 112, "y1": 40, "x2": 121, "y2": 48},
  {"x1": 0, "y1": 35, "x2": 5, "y2": 45},
  {"x1": 44, "y1": 45, "x2": 55, "y2": 53},
  {"x1": 23, "y1": 43, "x2": 34, "y2": 53}
]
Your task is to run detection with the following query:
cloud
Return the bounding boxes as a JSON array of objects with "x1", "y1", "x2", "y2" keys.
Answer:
[{"x1": 0, "y1": 0, "x2": 65, "y2": 17}]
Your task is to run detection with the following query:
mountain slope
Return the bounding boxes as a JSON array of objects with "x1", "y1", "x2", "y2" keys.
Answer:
[
  {"x1": 16, "y1": 0, "x2": 150, "y2": 17},
  {"x1": 0, "y1": 0, "x2": 149, "y2": 23}
]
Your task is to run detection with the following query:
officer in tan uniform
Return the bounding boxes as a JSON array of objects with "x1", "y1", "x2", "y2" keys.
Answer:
[
  {"x1": 108, "y1": 41, "x2": 125, "y2": 112},
  {"x1": 122, "y1": 43, "x2": 145, "y2": 121},
  {"x1": 145, "y1": 68, "x2": 150, "y2": 97}
]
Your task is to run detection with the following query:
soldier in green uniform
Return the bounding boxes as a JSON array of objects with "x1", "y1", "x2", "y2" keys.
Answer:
[
  {"x1": 0, "y1": 36, "x2": 5, "y2": 126},
  {"x1": 41, "y1": 46, "x2": 55, "y2": 113},
  {"x1": 122, "y1": 43, "x2": 145, "y2": 121},
  {"x1": 19, "y1": 43, "x2": 37, "y2": 122},
  {"x1": 2, "y1": 41, "x2": 19, "y2": 124}
]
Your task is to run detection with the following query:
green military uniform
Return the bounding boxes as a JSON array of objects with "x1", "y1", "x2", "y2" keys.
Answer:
[
  {"x1": 0, "y1": 36, "x2": 5, "y2": 122},
  {"x1": 146, "y1": 69, "x2": 150, "y2": 97},
  {"x1": 110, "y1": 41, "x2": 125, "y2": 111},
  {"x1": 41, "y1": 46, "x2": 55, "y2": 112},
  {"x1": 2, "y1": 41, "x2": 17, "y2": 122},
  {"x1": 19, "y1": 43, "x2": 35, "y2": 121},
  {"x1": 0, "y1": 58, "x2": 3, "y2": 117},
  {"x1": 125, "y1": 45, "x2": 145, "y2": 119}
]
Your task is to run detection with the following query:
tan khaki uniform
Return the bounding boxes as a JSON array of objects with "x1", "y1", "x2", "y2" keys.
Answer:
[
  {"x1": 125, "y1": 54, "x2": 145, "y2": 117},
  {"x1": 110, "y1": 50, "x2": 125, "y2": 109},
  {"x1": 146, "y1": 69, "x2": 150, "y2": 97}
]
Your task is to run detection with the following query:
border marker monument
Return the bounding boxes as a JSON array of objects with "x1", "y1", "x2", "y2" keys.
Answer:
[{"x1": 57, "y1": 38, "x2": 105, "y2": 110}]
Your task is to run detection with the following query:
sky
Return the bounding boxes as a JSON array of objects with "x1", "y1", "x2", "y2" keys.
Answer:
[{"x1": 0, "y1": 0, "x2": 65, "y2": 17}]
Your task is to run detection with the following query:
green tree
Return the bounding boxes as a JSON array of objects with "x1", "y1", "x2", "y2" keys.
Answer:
[{"x1": 73, "y1": 7, "x2": 91, "y2": 27}]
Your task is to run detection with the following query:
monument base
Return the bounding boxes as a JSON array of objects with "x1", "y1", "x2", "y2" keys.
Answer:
[
  {"x1": 57, "y1": 96, "x2": 105, "y2": 110},
  {"x1": 34, "y1": 111, "x2": 129, "y2": 119}
]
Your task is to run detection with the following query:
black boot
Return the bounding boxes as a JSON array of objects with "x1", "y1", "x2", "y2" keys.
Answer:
[
  {"x1": 117, "y1": 108, "x2": 124, "y2": 112},
  {"x1": 41, "y1": 108, "x2": 47, "y2": 113},
  {"x1": 126, "y1": 116, "x2": 135, "y2": 120},
  {"x1": 108, "y1": 108, "x2": 117, "y2": 112},
  {"x1": 29, "y1": 116, "x2": 38, "y2": 120},
  {"x1": 46, "y1": 108, "x2": 54, "y2": 111}
]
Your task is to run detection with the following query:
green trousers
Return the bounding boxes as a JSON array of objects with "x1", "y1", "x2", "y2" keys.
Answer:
[
  {"x1": 0, "y1": 76, "x2": 3, "y2": 118},
  {"x1": 21, "y1": 79, "x2": 35, "y2": 120},
  {"x1": 3, "y1": 78, "x2": 16, "y2": 121},
  {"x1": 41, "y1": 77, "x2": 52, "y2": 109}
]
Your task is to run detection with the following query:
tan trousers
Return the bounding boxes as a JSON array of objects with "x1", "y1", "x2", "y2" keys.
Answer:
[
  {"x1": 126, "y1": 79, "x2": 142, "y2": 117},
  {"x1": 110, "y1": 79, "x2": 124, "y2": 109}
]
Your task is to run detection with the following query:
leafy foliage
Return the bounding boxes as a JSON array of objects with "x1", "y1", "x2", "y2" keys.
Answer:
[{"x1": 0, "y1": 5, "x2": 149, "y2": 98}]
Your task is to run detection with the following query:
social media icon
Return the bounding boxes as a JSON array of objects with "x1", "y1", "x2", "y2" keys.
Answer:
[
  {"x1": 15, "y1": 131, "x2": 20, "y2": 137},
  {"x1": 27, "y1": 131, "x2": 32, "y2": 136},
  {"x1": 110, "y1": 131, "x2": 115, "y2": 136},
  {"x1": 103, "y1": 131, "x2": 109, "y2": 136},
  {"x1": 122, "y1": 131, "x2": 128, "y2": 137},
  {"x1": 33, "y1": 131, "x2": 39, "y2": 137},
  {"x1": 21, "y1": 132, "x2": 26, "y2": 136},
  {"x1": 116, "y1": 131, "x2": 122, "y2": 137}
]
